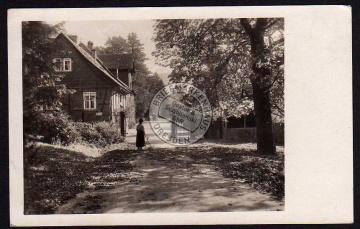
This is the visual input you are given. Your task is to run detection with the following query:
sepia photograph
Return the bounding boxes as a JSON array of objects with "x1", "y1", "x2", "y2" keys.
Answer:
[
  {"x1": 9, "y1": 6, "x2": 352, "y2": 226},
  {"x1": 22, "y1": 18, "x2": 285, "y2": 214}
]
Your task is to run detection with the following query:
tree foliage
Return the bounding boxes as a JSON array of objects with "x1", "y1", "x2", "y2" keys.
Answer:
[
  {"x1": 22, "y1": 21, "x2": 72, "y2": 138},
  {"x1": 98, "y1": 36, "x2": 128, "y2": 54},
  {"x1": 134, "y1": 72, "x2": 165, "y2": 117},
  {"x1": 153, "y1": 18, "x2": 284, "y2": 154},
  {"x1": 153, "y1": 18, "x2": 283, "y2": 119},
  {"x1": 127, "y1": 33, "x2": 148, "y2": 63}
]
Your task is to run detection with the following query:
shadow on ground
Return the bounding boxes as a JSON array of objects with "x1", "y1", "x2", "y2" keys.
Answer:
[{"x1": 55, "y1": 148, "x2": 284, "y2": 213}]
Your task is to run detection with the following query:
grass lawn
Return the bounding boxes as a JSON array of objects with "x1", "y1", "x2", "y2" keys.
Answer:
[{"x1": 24, "y1": 143, "x2": 284, "y2": 214}]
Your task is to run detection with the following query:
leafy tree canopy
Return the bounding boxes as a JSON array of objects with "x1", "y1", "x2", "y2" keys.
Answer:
[
  {"x1": 98, "y1": 36, "x2": 128, "y2": 54},
  {"x1": 153, "y1": 18, "x2": 284, "y2": 155},
  {"x1": 152, "y1": 18, "x2": 284, "y2": 120},
  {"x1": 22, "y1": 21, "x2": 72, "y2": 136}
]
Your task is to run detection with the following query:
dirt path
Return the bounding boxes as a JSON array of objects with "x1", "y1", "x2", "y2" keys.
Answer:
[{"x1": 56, "y1": 149, "x2": 284, "y2": 213}]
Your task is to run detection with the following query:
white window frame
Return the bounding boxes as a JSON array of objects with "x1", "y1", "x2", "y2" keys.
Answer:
[
  {"x1": 63, "y1": 58, "x2": 72, "y2": 72},
  {"x1": 83, "y1": 92, "x2": 96, "y2": 110},
  {"x1": 53, "y1": 58, "x2": 72, "y2": 72}
]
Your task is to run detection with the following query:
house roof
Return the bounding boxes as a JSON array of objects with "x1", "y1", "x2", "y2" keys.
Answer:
[
  {"x1": 57, "y1": 33, "x2": 131, "y2": 93},
  {"x1": 78, "y1": 43, "x2": 92, "y2": 55},
  {"x1": 98, "y1": 54, "x2": 134, "y2": 70}
]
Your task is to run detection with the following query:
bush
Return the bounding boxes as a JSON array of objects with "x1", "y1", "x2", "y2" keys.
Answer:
[
  {"x1": 94, "y1": 121, "x2": 124, "y2": 145},
  {"x1": 35, "y1": 112, "x2": 80, "y2": 145},
  {"x1": 33, "y1": 112, "x2": 124, "y2": 147},
  {"x1": 75, "y1": 122, "x2": 104, "y2": 146},
  {"x1": 74, "y1": 121, "x2": 124, "y2": 147}
]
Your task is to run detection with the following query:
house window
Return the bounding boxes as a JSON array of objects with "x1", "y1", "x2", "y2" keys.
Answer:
[
  {"x1": 53, "y1": 58, "x2": 63, "y2": 71},
  {"x1": 53, "y1": 58, "x2": 72, "y2": 72},
  {"x1": 83, "y1": 92, "x2": 96, "y2": 109},
  {"x1": 64, "y1": 58, "x2": 72, "y2": 71}
]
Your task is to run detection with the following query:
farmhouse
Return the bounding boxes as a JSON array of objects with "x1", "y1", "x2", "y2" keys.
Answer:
[{"x1": 51, "y1": 33, "x2": 135, "y2": 136}]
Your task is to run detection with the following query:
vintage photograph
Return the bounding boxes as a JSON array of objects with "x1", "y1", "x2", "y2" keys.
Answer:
[
  {"x1": 8, "y1": 5, "x2": 354, "y2": 226},
  {"x1": 22, "y1": 18, "x2": 285, "y2": 214}
]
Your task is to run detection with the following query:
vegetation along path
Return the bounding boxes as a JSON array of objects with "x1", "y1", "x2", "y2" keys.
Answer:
[
  {"x1": 25, "y1": 142, "x2": 284, "y2": 214},
  {"x1": 54, "y1": 148, "x2": 283, "y2": 213}
]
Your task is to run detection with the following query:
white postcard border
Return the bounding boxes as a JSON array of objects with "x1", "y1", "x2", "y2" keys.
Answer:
[{"x1": 9, "y1": 6, "x2": 353, "y2": 226}]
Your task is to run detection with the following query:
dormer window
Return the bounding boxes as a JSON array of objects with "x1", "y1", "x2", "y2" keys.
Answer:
[{"x1": 53, "y1": 58, "x2": 72, "y2": 72}]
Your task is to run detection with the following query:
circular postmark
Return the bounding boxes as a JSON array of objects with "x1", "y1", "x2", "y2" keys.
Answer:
[{"x1": 149, "y1": 83, "x2": 212, "y2": 146}]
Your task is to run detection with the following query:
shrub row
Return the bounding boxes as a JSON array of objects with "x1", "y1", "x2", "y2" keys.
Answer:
[{"x1": 34, "y1": 112, "x2": 124, "y2": 147}]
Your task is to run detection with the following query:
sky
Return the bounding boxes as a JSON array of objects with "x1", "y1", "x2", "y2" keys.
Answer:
[{"x1": 49, "y1": 20, "x2": 172, "y2": 82}]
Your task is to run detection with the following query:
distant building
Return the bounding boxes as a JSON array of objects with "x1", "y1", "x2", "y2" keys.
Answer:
[{"x1": 51, "y1": 33, "x2": 136, "y2": 136}]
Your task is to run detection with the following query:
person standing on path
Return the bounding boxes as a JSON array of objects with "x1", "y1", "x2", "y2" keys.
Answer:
[{"x1": 136, "y1": 118, "x2": 145, "y2": 150}]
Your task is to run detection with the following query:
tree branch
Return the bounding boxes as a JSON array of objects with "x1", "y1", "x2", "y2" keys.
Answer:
[
  {"x1": 255, "y1": 18, "x2": 267, "y2": 31},
  {"x1": 264, "y1": 70, "x2": 283, "y2": 91},
  {"x1": 265, "y1": 18, "x2": 282, "y2": 30},
  {"x1": 269, "y1": 37, "x2": 284, "y2": 48},
  {"x1": 240, "y1": 19, "x2": 253, "y2": 37}
]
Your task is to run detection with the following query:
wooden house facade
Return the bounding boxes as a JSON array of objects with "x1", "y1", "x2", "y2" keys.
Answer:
[{"x1": 51, "y1": 33, "x2": 135, "y2": 136}]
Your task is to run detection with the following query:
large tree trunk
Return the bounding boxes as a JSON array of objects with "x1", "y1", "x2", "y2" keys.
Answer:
[
  {"x1": 252, "y1": 80, "x2": 276, "y2": 155},
  {"x1": 241, "y1": 18, "x2": 276, "y2": 155}
]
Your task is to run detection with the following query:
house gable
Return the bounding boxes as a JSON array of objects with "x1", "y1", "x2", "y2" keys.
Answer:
[
  {"x1": 53, "y1": 33, "x2": 130, "y2": 93},
  {"x1": 51, "y1": 33, "x2": 134, "y2": 122},
  {"x1": 97, "y1": 54, "x2": 134, "y2": 89}
]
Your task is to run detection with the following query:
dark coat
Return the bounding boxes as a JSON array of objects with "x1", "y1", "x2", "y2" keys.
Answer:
[{"x1": 136, "y1": 124, "x2": 145, "y2": 147}]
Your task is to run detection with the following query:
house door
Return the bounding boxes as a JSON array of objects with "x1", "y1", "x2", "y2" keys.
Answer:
[{"x1": 120, "y1": 112, "x2": 126, "y2": 136}]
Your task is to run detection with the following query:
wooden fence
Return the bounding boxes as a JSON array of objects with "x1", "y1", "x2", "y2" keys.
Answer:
[
  {"x1": 205, "y1": 123, "x2": 284, "y2": 146},
  {"x1": 225, "y1": 128, "x2": 257, "y2": 143}
]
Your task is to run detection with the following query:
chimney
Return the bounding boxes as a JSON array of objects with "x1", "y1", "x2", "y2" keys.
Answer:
[
  {"x1": 87, "y1": 41, "x2": 93, "y2": 50},
  {"x1": 91, "y1": 49, "x2": 97, "y2": 60},
  {"x1": 69, "y1": 35, "x2": 78, "y2": 44}
]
